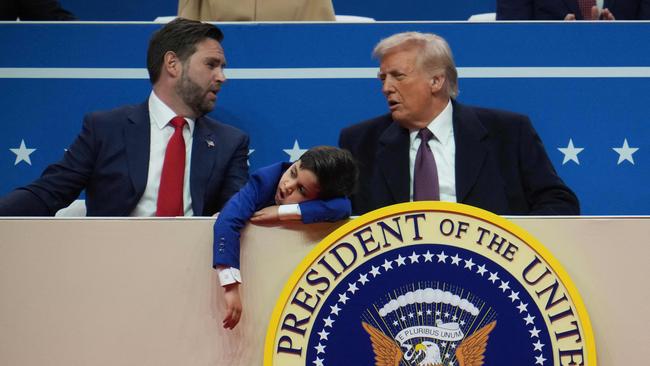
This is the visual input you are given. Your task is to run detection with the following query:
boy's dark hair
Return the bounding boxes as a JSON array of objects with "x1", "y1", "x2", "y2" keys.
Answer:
[
  {"x1": 146, "y1": 18, "x2": 224, "y2": 84},
  {"x1": 299, "y1": 146, "x2": 358, "y2": 200}
]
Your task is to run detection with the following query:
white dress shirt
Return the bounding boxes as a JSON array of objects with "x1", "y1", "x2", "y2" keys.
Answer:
[
  {"x1": 408, "y1": 99, "x2": 457, "y2": 203},
  {"x1": 131, "y1": 91, "x2": 195, "y2": 216}
]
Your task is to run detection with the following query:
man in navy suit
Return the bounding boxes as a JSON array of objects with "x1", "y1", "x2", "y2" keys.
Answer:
[
  {"x1": 497, "y1": 0, "x2": 650, "y2": 20},
  {"x1": 0, "y1": 18, "x2": 249, "y2": 216},
  {"x1": 339, "y1": 32, "x2": 579, "y2": 216}
]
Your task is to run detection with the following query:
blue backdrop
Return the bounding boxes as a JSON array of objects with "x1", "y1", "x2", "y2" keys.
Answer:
[{"x1": 1, "y1": 22, "x2": 648, "y2": 215}]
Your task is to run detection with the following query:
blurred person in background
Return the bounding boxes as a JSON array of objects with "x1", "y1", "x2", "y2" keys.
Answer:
[
  {"x1": 0, "y1": 0, "x2": 76, "y2": 20},
  {"x1": 178, "y1": 0, "x2": 335, "y2": 21},
  {"x1": 497, "y1": 0, "x2": 650, "y2": 20}
]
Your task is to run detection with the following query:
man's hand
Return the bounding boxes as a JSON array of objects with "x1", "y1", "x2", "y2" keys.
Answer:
[
  {"x1": 595, "y1": 6, "x2": 615, "y2": 20},
  {"x1": 564, "y1": 13, "x2": 577, "y2": 20},
  {"x1": 564, "y1": 7, "x2": 615, "y2": 21},
  {"x1": 251, "y1": 205, "x2": 281, "y2": 223},
  {"x1": 222, "y1": 283, "x2": 242, "y2": 329}
]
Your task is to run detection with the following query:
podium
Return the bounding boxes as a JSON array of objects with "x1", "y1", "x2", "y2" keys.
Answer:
[{"x1": 0, "y1": 216, "x2": 647, "y2": 364}]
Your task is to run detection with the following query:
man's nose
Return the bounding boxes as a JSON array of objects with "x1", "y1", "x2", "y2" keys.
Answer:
[
  {"x1": 215, "y1": 68, "x2": 226, "y2": 83},
  {"x1": 382, "y1": 79, "x2": 394, "y2": 95},
  {"x1": 284, "y1": 180, "x2": 295, "y2": 194}
]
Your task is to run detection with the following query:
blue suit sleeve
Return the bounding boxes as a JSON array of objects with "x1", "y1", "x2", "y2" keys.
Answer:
[
  {"x1": 212, "y1": 180, "x2": 260, "y2": 270},
  {"x1": 212, "y1": 164, "x2": 281, "y2": 269},
  {"x1": 299, "y1": 197, "x2": 352, "y2": 224}
]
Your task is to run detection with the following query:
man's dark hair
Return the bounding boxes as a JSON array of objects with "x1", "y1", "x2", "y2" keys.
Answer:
[
  {"x1": 300, "y1": 146, "x2": 358, "y2": 200},
  {"x1": 146, "y1": 18, "x2": 224, "y2": 84}
]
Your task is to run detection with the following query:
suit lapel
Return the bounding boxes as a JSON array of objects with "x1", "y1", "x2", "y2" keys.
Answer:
[
  {"x1": 377, "y1": 120, "x2": 411, "y2": 203},
  {"x1": 189, "y1": 117, "x2": 217, "y2": 215},
  {"x1": 125, "y1": 103, "x2": 151, "y2": 199},
  {"x1": 453, "y1": 102, "x2": 488, "y2": 203}
]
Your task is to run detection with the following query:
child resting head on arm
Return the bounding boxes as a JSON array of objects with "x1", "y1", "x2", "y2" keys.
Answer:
[{"x1": 213, "y1": 145, "x2": 358, "y2": 329}]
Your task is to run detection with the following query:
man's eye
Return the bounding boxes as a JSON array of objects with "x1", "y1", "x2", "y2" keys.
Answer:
[{"x1": 299, "y1": 187, "x2": 306, "y2": 195}]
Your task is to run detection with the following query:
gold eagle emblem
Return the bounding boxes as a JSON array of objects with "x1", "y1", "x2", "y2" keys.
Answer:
[{"x1": 362, "y1": 320, "x2": 497, "y2": 366}]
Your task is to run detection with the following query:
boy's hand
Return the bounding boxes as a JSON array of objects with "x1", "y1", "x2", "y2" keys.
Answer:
[
  {"x1": 251, "y1": 206, "x2": 280, "y2": 223},
  {"x1": 222, "y1": 283, "x2": 242, "y2": 329}
]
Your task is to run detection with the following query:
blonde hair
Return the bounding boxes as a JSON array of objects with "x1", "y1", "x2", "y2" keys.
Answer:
[{"x1": 373, "y1": 32, "x2": 458, "y2": 98}]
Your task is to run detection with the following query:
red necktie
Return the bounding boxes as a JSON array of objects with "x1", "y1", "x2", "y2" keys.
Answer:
[
  {"x1": 156, "y1": 116, "x2": 187, "y2": 216},
  {"x1": 577, "y1": 0, "x2": 596, "y2": 19},
  {"x1": 413, "y1": 128, "x2": 440, "y2": 201}
]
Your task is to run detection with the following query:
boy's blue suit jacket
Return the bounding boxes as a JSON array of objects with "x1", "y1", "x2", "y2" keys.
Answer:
[{"x1": 213, "y1": 162, "x2": 351, "y2": 269}]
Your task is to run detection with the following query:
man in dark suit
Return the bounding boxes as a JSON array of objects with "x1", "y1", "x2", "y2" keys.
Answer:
[
  {"x1": 339, "y1": 31, "x2": 579, "y2": 216},
  {"x1": 0, "y1": 18, "x2": 249, "y2": 216},
  {"x1": 497, "y1": 0, "x2": 650, "y2": 20}
]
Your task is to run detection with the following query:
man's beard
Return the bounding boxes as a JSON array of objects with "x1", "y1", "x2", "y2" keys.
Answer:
[{"x1": 175, "y1": 69, "x2": 214, "y2": 117}]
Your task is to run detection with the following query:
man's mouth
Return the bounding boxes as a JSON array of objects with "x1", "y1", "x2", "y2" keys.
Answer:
[{"x1": 388, "y1": 100, "x2": 401, "y2": 110}]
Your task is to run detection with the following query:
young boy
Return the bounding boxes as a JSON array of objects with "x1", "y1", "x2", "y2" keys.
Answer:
[{"x1": 213, "y1": 146, "x2": 358, "y2": 329}]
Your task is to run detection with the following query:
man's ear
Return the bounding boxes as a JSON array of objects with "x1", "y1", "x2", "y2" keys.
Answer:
[
  {"x1": 430, "y1": 74, "x2": 445, "y2": 94},
  {"x1": 163, "y1": 51, "x2": 181, "y2": 78}
]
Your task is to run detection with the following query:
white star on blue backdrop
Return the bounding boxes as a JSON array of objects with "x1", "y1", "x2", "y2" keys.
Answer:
[
  {"x1": 283, "y1": 140, "x2": 307, "y2": 162},
  {"x1": 557, "y1": 139, "x2": 584, "y2": 165},
  {"x1": 612, "y1": 139, "x2": 638, "y2": 165},
  {"x1": 9, "y1": 139, "x2": 36, "y2": 166}
]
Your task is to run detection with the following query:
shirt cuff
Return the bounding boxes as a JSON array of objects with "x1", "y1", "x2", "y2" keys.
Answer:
[
  {"x1": 217, "y1": 267, "x2": 242, "y2": 286},
  {"x1": 278, "y1": 204, "x2": 301, "y2": 221}
]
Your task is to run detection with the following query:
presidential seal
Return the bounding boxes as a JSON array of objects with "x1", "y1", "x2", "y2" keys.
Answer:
[{"x1": 264, "y1": 202, "x2": 596, "y2": 365}]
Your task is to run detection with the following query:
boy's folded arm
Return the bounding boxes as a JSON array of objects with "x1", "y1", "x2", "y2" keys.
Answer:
[
  {"x1": 278, "y1": 204, "x2": 301, "y2": 220},
  {"x1": 299, "y1": 197, "x2": 352, "y2": 224}
]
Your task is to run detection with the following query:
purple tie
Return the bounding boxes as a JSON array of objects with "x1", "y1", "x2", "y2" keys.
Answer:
[{"x1": 413, "y1": 128, "x2": 440, "y2": 201}]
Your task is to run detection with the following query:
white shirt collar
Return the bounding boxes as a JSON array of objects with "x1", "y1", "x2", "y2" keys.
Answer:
[
  {"x1": 148, "y1": 91, "x2": 195, "y2": 133},
  {"x1": 409, "y1": 99, "x2": 454, "y2": 145}
]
